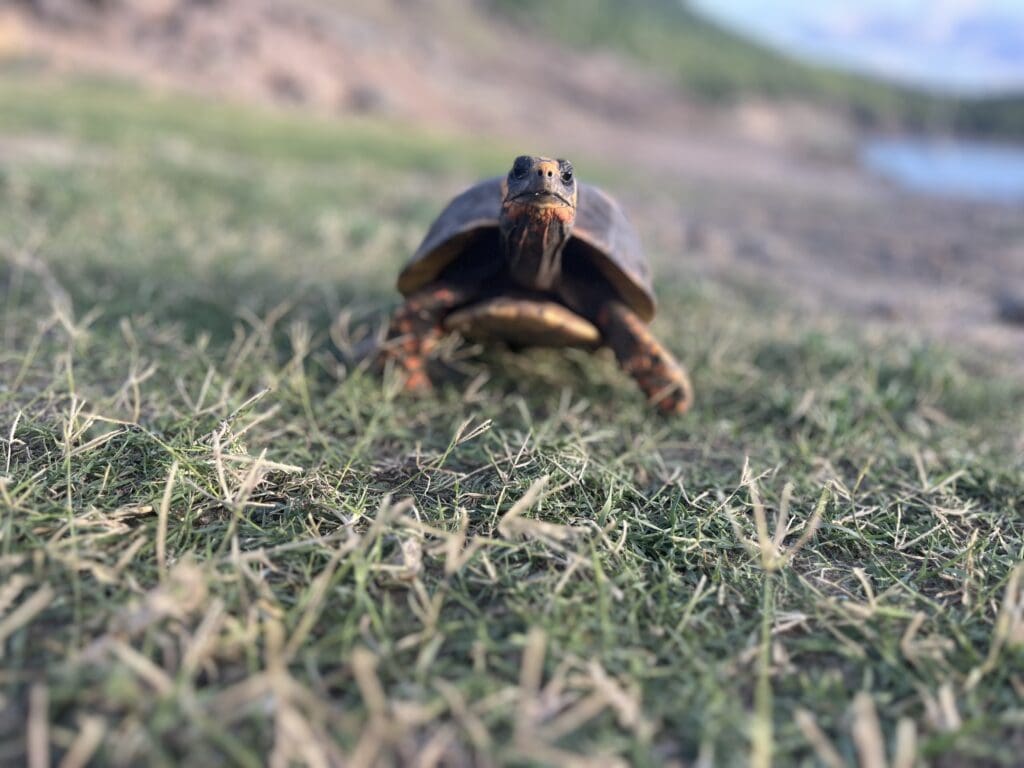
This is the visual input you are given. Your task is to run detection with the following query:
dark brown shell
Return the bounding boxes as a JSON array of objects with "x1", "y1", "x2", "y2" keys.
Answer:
[{"x1": 397, "y1": 177, "x2": 655, "y2": 322}]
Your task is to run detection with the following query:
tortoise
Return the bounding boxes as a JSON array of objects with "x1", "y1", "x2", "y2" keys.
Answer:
[{"x1": 379, "y1": 155, "x2": 693, "y2": 414}]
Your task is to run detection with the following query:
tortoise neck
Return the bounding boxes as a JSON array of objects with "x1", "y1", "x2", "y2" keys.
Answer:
[{"x1": 499, "y1": 204, "x2": 574, "y2": 293}]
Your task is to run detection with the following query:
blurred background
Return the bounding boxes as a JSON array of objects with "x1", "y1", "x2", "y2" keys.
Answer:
[
  {"x1": 6, "y1": 7, "x2": 1024, "y2": 765},
  {"x1": 2, "y1": 0, "x2": 1023, "y2": 361}
]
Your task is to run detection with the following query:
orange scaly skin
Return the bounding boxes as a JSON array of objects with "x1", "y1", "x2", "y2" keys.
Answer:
[
  {"x1": 380, "y1": 284, "x2": 471, "y2": 392},
  {"x1": 598, "y1": 301, "x2": 693, "y2": 415}
]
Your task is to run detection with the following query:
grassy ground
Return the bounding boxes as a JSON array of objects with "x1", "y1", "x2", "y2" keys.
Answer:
[{"x1": 1, "y1": 74, "x2": 1023, "y2": 766}]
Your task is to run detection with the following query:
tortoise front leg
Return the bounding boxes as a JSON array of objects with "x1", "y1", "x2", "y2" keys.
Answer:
[
  {"x1": 379, "y1": 283, "x2": 473, "y2": 392},
  {"x1": 597, "y1": 301, "x2": 693, "y2": 414}
]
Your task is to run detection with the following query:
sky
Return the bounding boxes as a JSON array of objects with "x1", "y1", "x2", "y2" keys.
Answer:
[{"x1": 689, "y1": 0, "x2": 1024, "y2": 93}]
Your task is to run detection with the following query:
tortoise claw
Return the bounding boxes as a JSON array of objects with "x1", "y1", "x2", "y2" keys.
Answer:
[
  {"x1": 375, "y1": 340, "x2": 436, "y2": 394},
  {"x1": 651, "y1": 381, "x2": 693, "y2": 415},
  {"x1": 400, "y1": 361, "x2": 434, "y2": 394}
]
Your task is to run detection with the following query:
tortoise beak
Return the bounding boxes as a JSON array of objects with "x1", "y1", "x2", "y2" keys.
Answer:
[
  {"x1": 508, "y1": 189, "x2": 574, "y2": 207},
  {"x1": 506, "y1": 172, "x2": 574, "y2": 207}
]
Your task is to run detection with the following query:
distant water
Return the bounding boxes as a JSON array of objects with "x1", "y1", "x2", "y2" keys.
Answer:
[{"x1": 861, "y1": 138, "x2": 1024, "y2": 203}]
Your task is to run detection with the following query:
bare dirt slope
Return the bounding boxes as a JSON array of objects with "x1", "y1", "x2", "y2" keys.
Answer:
[{"x1": 4, "y1": 0, "x2": 1024, "y2": 362}]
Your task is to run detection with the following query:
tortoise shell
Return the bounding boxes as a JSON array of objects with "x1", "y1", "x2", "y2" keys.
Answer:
[{"x1": 397, "y1": 177, "x2": 655, "y2": 322}]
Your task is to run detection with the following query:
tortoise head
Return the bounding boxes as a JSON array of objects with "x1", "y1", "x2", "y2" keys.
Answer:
[
  {"x1": 499, "y1": 156, "x2": 578, "y2": 292},
  {"x1": 501, "y1": 155, "x2": 578, "y2": 225}
]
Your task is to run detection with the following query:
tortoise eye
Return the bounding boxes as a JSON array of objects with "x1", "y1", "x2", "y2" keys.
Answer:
[
  {"x1": 561, "y1": 168, "x2": 574, "y2": 184},
  {"x1": 511, "y1": 156, "x2": 531, "y2": 180}
]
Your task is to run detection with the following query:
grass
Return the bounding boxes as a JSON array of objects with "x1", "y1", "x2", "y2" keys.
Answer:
[
  {"x1": 489, "y1": 0, "x2": 1024, "y2": 141},
  {"x1": 1, "y1": 74, "x2": 1023, "y2": 766}
]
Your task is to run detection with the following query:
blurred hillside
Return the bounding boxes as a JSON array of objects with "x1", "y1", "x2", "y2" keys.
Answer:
[
  {"x1": 5, "y1": 0, "x2": 1024, "y2": 145},
  {"x1": 0, "y1": 0, "x2": 875, "y2": 198}
]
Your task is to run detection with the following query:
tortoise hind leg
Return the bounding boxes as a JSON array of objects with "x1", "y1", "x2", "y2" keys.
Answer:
[
  {"x1": 597, "y1": 301, "x2": 693, "y2": 414},
  {"x1": 379, "y1": 283, "x2": 474, "y2": 392}
]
